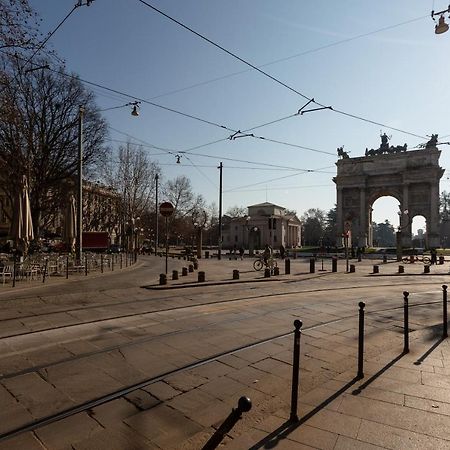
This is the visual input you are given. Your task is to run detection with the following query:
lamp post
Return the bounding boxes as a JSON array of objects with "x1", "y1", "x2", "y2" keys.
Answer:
[{"x1": 75, "y1": 105, "x2": 84, "y2": 264}]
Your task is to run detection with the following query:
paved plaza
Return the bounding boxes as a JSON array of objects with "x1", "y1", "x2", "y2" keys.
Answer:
[{"x1": 0, "y1": 254, "x2": 450, "y2": 449}]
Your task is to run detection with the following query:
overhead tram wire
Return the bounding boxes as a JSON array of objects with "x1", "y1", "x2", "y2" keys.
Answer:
[
  {"x1": 135, "y1": 0, "x2": 428, "y2": 140},
  {"x1": 228, "y1": 184, "x2": 333, "y2": 193},
  {"x1": 146, "y1": 16, "x2": 429, "y2": 102},
  {"x1": 183, "y1": 154, "x2": 218, "y2": 188}
]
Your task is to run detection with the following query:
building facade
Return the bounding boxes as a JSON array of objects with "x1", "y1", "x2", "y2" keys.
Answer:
[{"x1": 222, "y1": 202, "x2": 301, "y2": 251}]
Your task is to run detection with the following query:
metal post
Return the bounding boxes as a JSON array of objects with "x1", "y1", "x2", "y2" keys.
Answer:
[
  {"x1": 12, "y1": 254, "x2": 16, "y2": 287},
  {"x1": 76, "y1": 105, "x2": 84, "y2": 265},
  {"x1": 85, "y1": 254, "x2": 88, "y2": 276},
  {"x1": 403, "y1": 291, "x2": 409, "y2": 354},
  {"x1": 218, "y1": 161, "x2": 223, "y2": 260},
  {"x1": 120, "y1": 253, "x2": 123, "y2": 269},
  {"x1": 345, "y1": 235, "x2": 349, "y2": 273},
  {"x1": 290, "y1": 319, "x2": 303, "y2": 422},
  {"x1": 202, "y1": 397, "x2": 252, "y2": 450},
  {"x1": 66, "y1": 256, "x2": 69, "y2": 279},
  {"x1": 126, "y1": 252, "x2": 128, "y2": 267},
  {"x1": 42, "y1": 258, "x2": 48, "y2": 284},
  {"x1": 443, "y1": 285, "x2": 448, "y2": 338},
  {"x1": 357, "y1": 301, "x2": 365, "y2": 379},
  {"x1": 111, "y1": 255, "x2": 114, "y2": 271},
  {"x1": 165, "y1": 217, "x2": 169, "y2": 275},
  {"x1": 101, "y1": 254, "x2": 104, "y2": 273},
  {"x1": 155, "y1": 173, "x2": 159, "y2": 255}
]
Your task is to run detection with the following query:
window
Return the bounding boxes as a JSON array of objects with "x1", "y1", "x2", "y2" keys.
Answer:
[
  {"x1": 274, "y1": 235, "x2": 277, "y2": 242},
  {"x1": 235, "y1": 235, "x2": 238, "y2": 242}
]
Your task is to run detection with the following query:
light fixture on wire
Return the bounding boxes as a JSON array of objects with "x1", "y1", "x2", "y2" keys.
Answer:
[
  {"x1": 431, "y1": 6, "x2": 450, "y2": 34},
  {"x1": 100, "y1": 101, "x2": 141, "y2": 116}
]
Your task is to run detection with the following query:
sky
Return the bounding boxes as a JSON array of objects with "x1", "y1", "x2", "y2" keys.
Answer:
[{"x1": 28, "y1": 0, "x2": 450, "y2": 233}]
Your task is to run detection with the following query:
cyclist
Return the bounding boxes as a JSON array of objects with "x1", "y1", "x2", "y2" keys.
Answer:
[{"x1": 263, "y1": 244, "x2": 273, "y2": 266}]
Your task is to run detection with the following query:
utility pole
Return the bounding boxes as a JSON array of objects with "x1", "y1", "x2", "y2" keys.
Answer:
[
  {"x1": 76, "y1": 105, "x2": 84, "y2": 264},
  {"x1": 155, "y1": 173, "x2": 159, "y2": 255},
  {"x1": 218, "y1": 162, "x2": 223, "y2": 260}
]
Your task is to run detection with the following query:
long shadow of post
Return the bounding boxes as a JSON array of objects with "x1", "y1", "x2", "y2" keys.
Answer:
[{"x1": 248, "y1": 377, "x2": 359, "y2": 450}]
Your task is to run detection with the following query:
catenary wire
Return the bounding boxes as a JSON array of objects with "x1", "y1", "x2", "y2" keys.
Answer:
[{"x1": 135, "y1": 0, "x2": 428, "y2": 140}]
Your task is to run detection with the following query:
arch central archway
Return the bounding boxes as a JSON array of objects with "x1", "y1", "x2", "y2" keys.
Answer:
[{"x1": 333, "y1": 141, "x2": 443, "y2": 248}]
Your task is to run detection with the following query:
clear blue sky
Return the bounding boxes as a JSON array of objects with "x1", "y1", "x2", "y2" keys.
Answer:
[{"x1": 29, "y1": 0, "x2": 450, "y2": 233}]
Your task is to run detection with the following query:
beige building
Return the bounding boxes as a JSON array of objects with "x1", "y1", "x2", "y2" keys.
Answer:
[{"x1": 222, "y1": 202, "x2": 301, "y2": 252}]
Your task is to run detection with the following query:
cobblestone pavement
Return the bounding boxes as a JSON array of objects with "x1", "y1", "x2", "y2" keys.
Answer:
[{"x1": 0, "y1": 255, "x2": 450, "y2": 449}]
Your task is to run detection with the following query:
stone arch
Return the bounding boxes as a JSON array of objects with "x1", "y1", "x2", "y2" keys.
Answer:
[{"x1": 334, "y1": 145, "x2": 443, "y2": 248}]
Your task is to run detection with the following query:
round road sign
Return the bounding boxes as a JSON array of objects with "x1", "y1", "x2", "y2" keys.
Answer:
[{"x1": 159, "y1": 201, "x2": 174, "y2": 217}]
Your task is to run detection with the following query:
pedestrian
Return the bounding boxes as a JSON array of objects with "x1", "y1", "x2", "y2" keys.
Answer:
[
  {"x1": 431, "y1": 248, "x2": 437, "y2": 265},
  {"x1": 239, "y1": 246, "x2": 244, "y2": 260},
  {"x1": 279, "y1": 244, "x2": 285, "y2": 259}
]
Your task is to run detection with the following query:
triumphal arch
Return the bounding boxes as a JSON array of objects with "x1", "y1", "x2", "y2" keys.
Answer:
[{"x1": 334, "y1": 134, "x2": 444, "y2": 248}]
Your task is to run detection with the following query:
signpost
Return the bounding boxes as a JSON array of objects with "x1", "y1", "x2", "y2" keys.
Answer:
[
  {"x1": 160, "y1": 202, "x2": 174, "y2": 274},
  {"x1": 343, "y1": 220, "x2": 352, "y2": 273}
]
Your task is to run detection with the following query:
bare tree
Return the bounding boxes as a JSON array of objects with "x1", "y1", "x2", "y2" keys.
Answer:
[
  {"x1": 226, "y1": 205, "x2": 247, "y2": 218},
  {"x1": 163, "y1": 175, "x2": 204, "y2": 218},
  {"x1": 0, "y1": 56, "x2": 107, "y2": 235},
  {"x1": 0, "y1": 0, "x2": 41, "y2": 53},
  {"x1": 101, "y1": 143, "x2": 160, "y2": 246}
]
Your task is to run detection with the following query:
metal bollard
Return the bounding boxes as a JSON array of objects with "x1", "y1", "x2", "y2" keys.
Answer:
[
  {"x1": 120, "y1": 253, "x2": 123, "y2": 269},
  {"x1": 205, "y1": 251, "x2": 209, "y2": 259},
  {"x1": 398, "y1": 265, "x2": 404, "y2": 273},
  {"x1": 357, "y1": 302, "x2": 365, "y2": 379},
  {"x1": 182, "y1": 267, "x2": 188, "y2": 276},
  {"x1": 13, "y1": 254, "x2": 17, "y2": 287},
  {"x1": 440, "y1": 255, "x2": 445, "y2": 265},
  {"x1": 273, "y1": 266, "x2": 280, "y2": 276},
  {"x1": 66, "y1": 256, "x2": 69, "y2": 279},
  {"x1": 202, "y1": 397, "x2": 252, "y2": 450},
  {"x1": 349, "y1": 264, "x2": 355, "y2": 273},
  {"x1": 373, "y1": 265, "x2": 379, "y2": 274},
  {"x1": 188, "y1": 264, "x2": 194, "y2": 273},
  {"x1": 332, "y1": 256, "x2": 337, "y2": 272},
  {"x1": 198, "y1": 271, "x2": 205, "y2": 282},
  {"x1": 403, "y1": 291, "x2": 409, "y2": 354},
  {"x1": 85, "y1": 254, "x2": 88, "y2": 276},
  {"x1": 383, "y1": 255, "x2": 387, "y2": 264},
  {"x1": 264, "y1": 268, "x2": 271, "y2": 278},
  {"x1": 424, "y1": 265, "x2": 430, "y2": 274},
  {"x1": 101, "y1": 254, "x2": 104, "y2": 273},
  {"x1": 159, "y1": 273, "x2": 167, "y2": 285},
  {"x1": 172, "y1": 270, "x2": 178, "y2": 280},
  {"x1": 443, "y1": 285, "x2": 448, "y2": 338},
  {"x1": 112, "y1": 256, "x2": 114, "y2": 271},
  {"x1": 290, "y1": 319, "x2": 303, "y2": 422},
  {"x1": 233, "y1": 269, "x2": 239, "y2": 280},
  {"x1": 285, "y1": 258, "x2": 290, "y2": 275},
  {"x1": 358, "y1": 254, "x2": 362, "y2": 262},
  {"x1": 310, "y1": 258, "x2": 315, "y2": 273},
  {"x1": 193, "y1": 261, "x2": 198, "y2": 270},
  {"x1": 42, "y1": 258, "x2": 48, "y2": 284}
]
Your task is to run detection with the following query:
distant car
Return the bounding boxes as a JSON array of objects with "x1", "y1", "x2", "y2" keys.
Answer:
[{"x1": 108, "y1": 244, "x2": 122, "y2": 253}]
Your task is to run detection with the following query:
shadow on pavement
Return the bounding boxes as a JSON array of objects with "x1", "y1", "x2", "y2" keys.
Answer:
[
  {"x1": 248, "y1": 377, "x2": 360, "y2": 449},
  {"x1": 414, "y1": 336, "x2": 446, "y2": 365}
]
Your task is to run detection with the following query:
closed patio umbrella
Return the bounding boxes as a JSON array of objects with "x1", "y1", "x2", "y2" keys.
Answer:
[
  {"x1": 10, "y1": 176, "x2": 34, "y2": 256},
  {"x1": 63, "y1": 194, "x2": 76, "y2": 253}
]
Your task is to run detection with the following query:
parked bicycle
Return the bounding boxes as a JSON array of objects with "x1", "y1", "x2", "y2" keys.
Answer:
[
  {"x1": 253, "y1": 256, "x2": 277, "y2": 271},
  {"x1": 402, "y1": 255, "x2": 431, "y2": 265}
]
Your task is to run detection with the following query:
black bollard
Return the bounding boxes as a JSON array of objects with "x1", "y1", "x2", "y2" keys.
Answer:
[
  {"x1": 202, "y1": 397, "x2": 252, "y2": 450},
  {"x1": 182, "y1": 267, "x2": 188, "y2": 276},
  {"x1": 403, "y1": 291, "x2": 409, "y2": 354},
  {"x1": 205, "y1": 251, "x2": 209, "y2": 259},
  {"x1": 193, "y1": 261, "x2": 198, "y2": 270},
  {"x1": 309, "y1": 258, "x2": 315, "y2": 273},
  {"x1": 440, "y1": 255, "x2": 445, "y2": 265},
  {"x1": 373, "y1": 265, "x2": 379, "y2": 274},
  {"x1": 66, "y1": 256, "x2": 69, "y2": 279},
  {"x1": 358, "y1": 254, "x2": 362, "y2": 262},
  {"x1": 42, "y1": 258, "x2": 48, "y2": 284},
  {"x1": 101, "y1": 254, "x2": 104, "y2": 273},
  {"x1": 264, "y1": 268, "x2": 271, "y2": 278},
  {"x1": 198, "y1": 271, "x2": 205, "y2": 282},
  {"x1": 85, "y1": 254, "x2": 88, "y2": 276},
  {"x1": 443, "y1": 285, "x2": 448, "y2": 338},
  {"x1": 120, "y1": 253, "x2": 123, "y2": 269},
  {"x1": 357, "y1": 302, "x2": 365, "y2": 379},
  {"x1": 233, "y1": 269, "x2": 239, "y2": 280},
  {"x1": 424, "y1": 265, "x2": 430, "y2": 274},
  {"x1": 398, "y1": 265, "x2": 404, "y2": 273},
  {"x1": 383, "y1": 255, "x2": 387, "y2": 264},
  {"x1": 111, "y1": 256, "x2": 114, "y2": 271},
  {"x1": 290, "y1": 319, "x2": 303, "y2": 422},
  {"x1": 188, "y1": 264, "x2": 194, "y2": 273},
  {"x1": 332, "y1": 256, "x2": 337, "y2": 272},
  {"x1": 285, "y1": 258, "x2": 290, "y2": 275},
  {"x1": 172, "y1": 270, "x2": 178, "y2": 280},
  {"x1": 274, "y1": 266, "x2": 280, "y2": 276},
  {"x1": 159, "y1": 273, "x2": 167, "y2": 285},
  {"x1": 349, "y1": 264, "x2": 355, "y2": 273},
  {"x1": 13, "y1": 254, "x2": 17, "y2": 287}
]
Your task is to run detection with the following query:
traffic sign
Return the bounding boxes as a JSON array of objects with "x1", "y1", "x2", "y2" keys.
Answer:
[{"x1": 159, "y1": 201, "x2": 174, "y2": 217}]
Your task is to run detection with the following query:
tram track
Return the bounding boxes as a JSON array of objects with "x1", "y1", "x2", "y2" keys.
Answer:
[
  {"x1": 0, "y1": 280, "x2": 440, "y2": 341},
  {"x1": 0, "y1": 292, "x2": 444, "y2": 444}
]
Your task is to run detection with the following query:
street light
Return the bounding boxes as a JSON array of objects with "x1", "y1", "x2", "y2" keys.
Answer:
[{"x1": 432, "y1": 6, "x2": 450, "y2": 34}]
